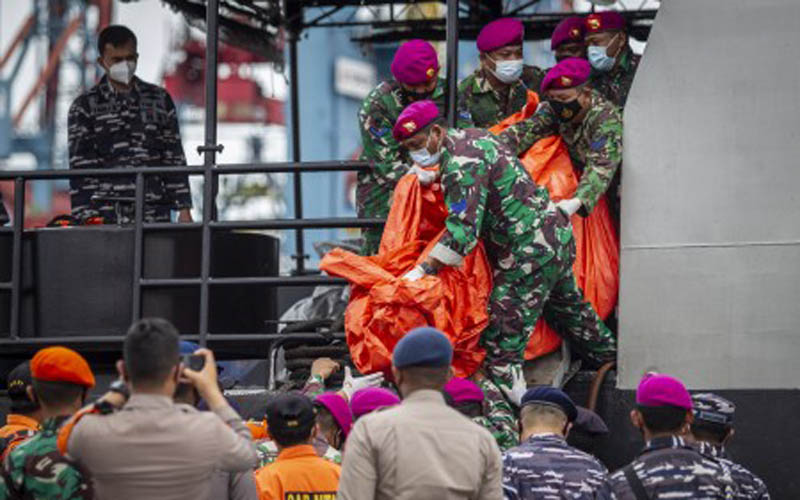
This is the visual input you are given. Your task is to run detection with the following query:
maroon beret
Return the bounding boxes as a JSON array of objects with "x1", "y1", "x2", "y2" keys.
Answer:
[
  {"x1": 444, "y1": 377, "x2": 484, "y2": 404},
  {"x1": 585, "y1": 12, "x2": 626, "y2": 33},
  {"x1": 540, "y1": 57, "x2": 591, "y2": 93},
  {"x1": 476, "y1": 18, "x2": 524, "y2": 53},
  {"x1": 391, "y1": 39, "x2": 440, "y2": 85},
  {"x1": 393, "y1": 100, "x2": 440, "y2": 142},
  {"x1": 551, "y1": 16, "x2": 585, "y2": 50}
]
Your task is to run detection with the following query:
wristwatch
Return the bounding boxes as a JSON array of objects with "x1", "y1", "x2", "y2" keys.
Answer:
[
  {"x1": 420, "y1": 262, "x2": 438, "y2": 275},
  {"x1": 108, "y1": 379, "x2": 130, "y2": 400}
]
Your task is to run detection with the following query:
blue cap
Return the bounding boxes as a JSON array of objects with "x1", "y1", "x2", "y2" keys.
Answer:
[
  {"x1": 393, "y1": 327, "x2": 453, "y2": 369},
  {"x1": 179, "y1": 341, "x2": 200, "y2": 355},
  {"x1": 521, "y1": 386, "x2": 578, "y2": 423}
]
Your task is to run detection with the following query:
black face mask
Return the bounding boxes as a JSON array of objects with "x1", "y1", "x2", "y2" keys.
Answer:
[
  {"x1": 403, "y1": 88, "x2": 434, "y2": 103},
  {"x1": 548, "y1": 98, "x2": 583, "y2": 122}
]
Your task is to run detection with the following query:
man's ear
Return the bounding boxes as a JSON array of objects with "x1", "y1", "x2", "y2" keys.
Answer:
[
  {"x1": 723, "y1": 427, "x2": 735, "y2": 446},
  {"x1": 26, "y1": 385, "x2": 38, "y2": 405},
  {"x1": 116, "y1": 360, "x2": 128, "y2": 382},
  {"x1": 630, "y1": 409, "x2": 643, "y2": 430}
]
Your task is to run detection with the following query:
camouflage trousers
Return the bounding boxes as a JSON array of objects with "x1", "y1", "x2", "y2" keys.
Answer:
[
  {"x1": 360, "y1": 227, "x2": 384, "y2": 256},
  {"x1": 480, "y1": 236, "x2": 617, "y2": 392}
]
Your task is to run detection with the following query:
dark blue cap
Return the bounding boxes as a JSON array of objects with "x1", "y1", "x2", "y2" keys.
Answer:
[
  {"x1": 521, "y1": 386, "x2": 578, "y2": 423},
  {"x1": 179, "y1": 341, "x2": 200, "y2": 355},
  {"x1": 393, "y1": 327, "x2": 453, "y2": 369}
]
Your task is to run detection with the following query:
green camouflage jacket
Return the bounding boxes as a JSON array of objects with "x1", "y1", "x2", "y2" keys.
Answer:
[
  {"x1": 0, "y1": 417, "x2": 92, "y2": 500},
  {"x1": 457, "y1": 65, "x2": 545, "y2": 128},
  {"x1": 429, "y1": 128, "x2": 569, "y2": 272},
  {"x1": 498, "y1": 90, "x2": 622, "y2": 214},
  {"x1": 590, "y1": 45, "x2": 640, "y2": 108}
]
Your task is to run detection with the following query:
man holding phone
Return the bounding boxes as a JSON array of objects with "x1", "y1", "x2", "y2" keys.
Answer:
[{"x1": 58, "y1": 318, "x2": 257, "y2": 500}]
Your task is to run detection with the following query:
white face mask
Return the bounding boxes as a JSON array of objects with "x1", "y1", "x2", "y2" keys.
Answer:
[
  {"x1": 107, "y1": 60, "x2": 137, "y2": 85},
  {"x1": 488, "y1": 57, "x2": 524, "y2": 84},
  {"x1": 409, "y1": 133, "x2": 441, "y2": 167}
]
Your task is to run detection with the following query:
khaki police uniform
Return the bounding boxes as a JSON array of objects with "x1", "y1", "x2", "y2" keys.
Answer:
[
  {"x1": 337, "y1": 389, "x2": 503, "y2": 500},
  {"x1": 63, "y1": 394, "x2": 257, "y2": 500}
]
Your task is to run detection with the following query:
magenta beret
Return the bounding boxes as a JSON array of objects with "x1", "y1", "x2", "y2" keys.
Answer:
[
  {"x1": 551, "y1": 16, "x2": 585, "y2": 50},
  {"x1": 540, "y1": 57, "x2": 591, "y2": 93},
  {"x1": 350, "y1": 387, "x2": 401, "y2": 419},
  {"x1": 393, "y1": 100, "x2": 440, "y2": 142},
  {"x1": 585, "y1": 12, "x2": 626, "y2": 33},
  {"x1": 444, "y1": 377, "x2": 485, "y2": 404},
  {"x1": 636, "y1": 373, "x2": 693, "y2": 411},
  {"x1": 391, "y1": 39, "x2": 440, "y2": 85},
  {"x1": 314, "y1": 392, "x2": 354, "y2": 437},
  {"x1": 476, "y1": 18, "x2": 524, "y2": 53}
]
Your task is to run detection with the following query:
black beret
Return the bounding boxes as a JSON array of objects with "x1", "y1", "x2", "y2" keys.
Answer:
[{"x1": 266, "y1": 392, "x2": 315, "y2": 434}]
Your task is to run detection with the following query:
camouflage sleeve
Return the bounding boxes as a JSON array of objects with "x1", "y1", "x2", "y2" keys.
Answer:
[
  {"x1": 575, "y1": 107, "x2": 622, "y2": 213},
  {"x1": 501, "y1": 453, "x2": 522, "y2": 500},
  {"x1": 455, "y1": 80, "x2": 474, "y2": 128},
  {"x1": 478, "y1": 378, "x2": 519, "y2": 452},
  {"x1": 301, "y1": 374, "x2": 325, "y2": 399},
  {"x1": 57, "y1": 461, "x2": 93, "y2": 500},
  {"x1": 358, "y1": 96, "x2": 410, "y2": 188},
  {"x1": 0, "y1": 456, "x2": 13, "y2": 500},
  {"x1": 430, "y1": 158, "x2": 488, "y2": 265},
  {"x1": 498, "y1": 103, "x2": 558, "y2": 155},
  {"x1": 159, "y1": 92, "x2": 192, "y2": 210},
  {"x1": 67, "y1": 96, "x2": 101, "y2": 217}
]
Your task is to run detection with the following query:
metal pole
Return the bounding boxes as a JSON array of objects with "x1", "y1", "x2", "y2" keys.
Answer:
[
  {"x1": 445, "y1": 0, "x2": 459, "y2": 128},
  {"x1": 9, "y1": 178, "x2": 24, "y2": 339},
  {"x1": 199, "y1": 0, "x2": 220, "y2": 346},
  {"x1": 289, "y1": 32, "x2": 306, "y2": 275},
  {"x1": 131, "y1": 172, "x2": 144, "y2": 323}
]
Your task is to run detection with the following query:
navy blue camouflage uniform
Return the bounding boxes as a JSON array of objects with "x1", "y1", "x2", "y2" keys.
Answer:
[
  {"x1": 502, "y1": 433, "x2": 610, "y2": 499},
  {"x1": 696, "y1": 442, "x2": 769, "y2": 500},
  {"x1": 67, "y1": 76, "x2": 192, "y2": 223},
  {"x1": 608, "y1": 436, "x2": 736, "y2": 500}
]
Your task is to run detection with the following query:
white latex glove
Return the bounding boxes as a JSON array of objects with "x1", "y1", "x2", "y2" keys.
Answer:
[
  {"x1": 409, "y1": 165, "x2": 438, "y2": 186},
  {"x1": 342, "y1": 366, "x2": 384, "y2": 400},
  {"x1": 402, "y1": 265, "x2": 425, "y2": 282},
  {"x1": 501, "y1": 365, "x2": 528, "y2": 407},
  {"x1": 556, "y1": 197, "x2": 582, "y2": 217}
]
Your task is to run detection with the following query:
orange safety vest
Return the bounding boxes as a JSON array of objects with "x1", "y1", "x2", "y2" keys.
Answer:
[{"x1": 255, "y1": 444, "x2": 340, "y2": 500}]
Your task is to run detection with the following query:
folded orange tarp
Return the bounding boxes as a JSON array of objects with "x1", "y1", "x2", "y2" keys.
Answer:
[
  {"x1": 489, "y1": 91, "x2": 619, "y2": 360},
  {"x1": 321, "y1": 175, "x2": 491, "y2": 378}
]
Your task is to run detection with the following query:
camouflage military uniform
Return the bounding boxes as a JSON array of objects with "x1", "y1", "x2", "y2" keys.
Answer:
[
  {"x1": 0, "y1": 416, "x2": 92, "y2": 500},
  {"x1": 67, "y1": 76, "x2": 192, "y2": 224},
  {"x1": 590, "y1": 46, "x2": 640, "y2": 108},
  {"x1": 608, "y1": 436, "x2": 736, "y2": 500},
  {"x1": 430, "y1": 128, "x2": 615, "y2": 391},
  {"x1": 457, "y1": 65, "x2": 545, "y2": 128},
  {"x1": 697, "y1": 442, "x2": 770, "y2": 500},
  {"x1": 0, "y1": 195, "x2": 8, "y2": 225},
  {"x1": 357, "y1": 78, "x2": 471, "y2": 255},
  {"x1": 476, "y1": 377, "x2": 519, "y2": 451},
  {"x1": 500, "y1": 90, "x2": 623, "y2": 221},
  {"x1": 502, "y1": 433, "x2": 610, "y2": 499}
]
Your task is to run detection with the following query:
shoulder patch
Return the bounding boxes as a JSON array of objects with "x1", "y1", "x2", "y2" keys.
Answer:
[
  {"x1": 369, "y1": 126, "x2": 390, "y2": 138},
  {"x1": 590, "y1": 137, "x2": 607, "y2": 151},
  {"x1": 450, "y1": 199, "x2": 467, "y2": 214}
]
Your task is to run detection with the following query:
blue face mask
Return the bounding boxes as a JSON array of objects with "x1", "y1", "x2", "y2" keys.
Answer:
[
  {"x1": 409, "y1": 134, "x2": 441, "y2": 167},
  {"x1": 587, "y1": 45, "x2": 616, "y2": 72}
]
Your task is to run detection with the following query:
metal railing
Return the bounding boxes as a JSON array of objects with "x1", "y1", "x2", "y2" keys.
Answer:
[{"x1": 0, "y1": 160, "x2": 383, "y2": 348}]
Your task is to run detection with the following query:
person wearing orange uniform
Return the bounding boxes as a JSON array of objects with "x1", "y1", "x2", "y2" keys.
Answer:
[
  {"x1": 0, "y1": 361, "x2": 41, "y2": 460},
  {"x1": 255, "y1": 393, "x2": 341, "y2": 500}
]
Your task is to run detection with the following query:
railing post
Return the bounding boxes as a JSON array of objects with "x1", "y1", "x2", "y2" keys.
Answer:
[
  {"x1": 446, "y1": 0, "x2": 459, "y2": 128},
  {"x1": 199, "y1": 0, "x2": 220, "y2": 346},
  {"x1": 131, "y1": 172, "x2": 144, "y2": 323},
  {"x1": 9, "y1": 177, "x2": 24, "y2": 339},
  {"x1": 289, "y1": 29, "x2": 306, "y2": 275}
]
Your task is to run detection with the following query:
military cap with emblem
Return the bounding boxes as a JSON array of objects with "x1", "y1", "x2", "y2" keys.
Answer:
[
  {"x1": 521, "y1": 386, "x2": 579, "y2": 423},
  {"x1": 692, "y1": 393, "x2": 735, "y2": 426},
  {"x1": 551, "y1": 16, "x2": 586, "y2": 50},
  {"x1": 392, "y1": 99, "x2": 441, "y2": 141},
  {"x1": 265, "y1": 392, "x2": 316, "y2": 436},
  {"x1": 585, "y1": 11, "x2": 626, "y2": 33},
  {"x1": 391, "y1": 39, "x2": 440, "y2": 85}
]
